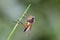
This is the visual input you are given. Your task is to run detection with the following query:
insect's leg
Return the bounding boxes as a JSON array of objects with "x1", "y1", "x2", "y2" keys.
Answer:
[
  {"x1": 19, "y1": 22, "x2": 23, "y2": 25},
  {"x1": 17, "y1": 19, "x2": 23, "y2": 23},
  {"x1": 18, "y1": 21, "x2": 26, "y2": 28},
  {"x1": 17, "y1": 19, "x2": 19, "y2": 22},
  {"x1": 16, "y1": 19, "x2": 23, "y2": 25}
]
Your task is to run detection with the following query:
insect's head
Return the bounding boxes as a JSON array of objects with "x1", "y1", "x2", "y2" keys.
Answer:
[
  {"x1": 27, "y1": 15, "x2": 35, "y2": 23},
  {"x1": 32, "y1": 16, "x2": 35, "y2": 19},
  {"x1": 28, "y1": 15, "x2": 35, "y2": 20}
]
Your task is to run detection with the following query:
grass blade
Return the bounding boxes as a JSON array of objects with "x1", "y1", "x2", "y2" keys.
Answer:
[{"x1": 7, "y1": 3, "x2": 31, "y2": 40}]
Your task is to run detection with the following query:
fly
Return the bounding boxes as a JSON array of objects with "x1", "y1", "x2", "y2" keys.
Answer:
[{"x1": 18, "y1": 15, "x2": 35, "y2": 32}]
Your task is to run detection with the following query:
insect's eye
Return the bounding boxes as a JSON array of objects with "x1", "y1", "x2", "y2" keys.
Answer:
[{"x1": 32, "y1": 18, "x2": 34, "y2": 19}]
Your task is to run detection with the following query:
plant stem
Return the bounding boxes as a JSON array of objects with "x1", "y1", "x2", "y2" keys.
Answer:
[{"x1": 7, "y1": 3, "x2": 31, "y2": 40}]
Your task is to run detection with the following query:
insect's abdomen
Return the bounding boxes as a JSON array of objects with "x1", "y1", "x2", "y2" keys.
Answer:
[
  {"x1": 24, "y1": 26, "x2": 30, "y2": 32},
  {"x1": 24, "y1": 22, "x2": 32, "y2": 32}
]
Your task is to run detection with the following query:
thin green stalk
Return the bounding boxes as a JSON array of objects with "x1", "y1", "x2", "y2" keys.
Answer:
[{"x1": 7, "y1": 4, "x2": 31, "y2": 40}]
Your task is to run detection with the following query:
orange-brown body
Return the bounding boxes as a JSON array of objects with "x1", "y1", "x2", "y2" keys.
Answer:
[{"x1": 20, "y1": 15, "x2": 35, "y2": 32}]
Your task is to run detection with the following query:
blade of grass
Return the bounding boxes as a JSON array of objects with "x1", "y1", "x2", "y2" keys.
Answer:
[{"x1": 7, "y1": 3, "x2": 31, "y2": 40}]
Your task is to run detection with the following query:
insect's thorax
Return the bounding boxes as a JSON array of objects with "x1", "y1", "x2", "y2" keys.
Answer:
[
  {"x1": 27, "y1": 19, "x2": 34, "y2": 23},
  {"x1": 26, "y1": 22, "x2": 32, "y2": 27}
]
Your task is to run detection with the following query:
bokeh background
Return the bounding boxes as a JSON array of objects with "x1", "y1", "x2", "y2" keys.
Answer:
[{"x1": 0, "y1": 0, "x2": 60, "y2": 40}]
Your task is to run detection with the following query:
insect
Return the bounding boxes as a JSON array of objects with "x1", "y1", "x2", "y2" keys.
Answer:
[{"x1": 18, "y1": 15, "x2": 35, "y2": 32}]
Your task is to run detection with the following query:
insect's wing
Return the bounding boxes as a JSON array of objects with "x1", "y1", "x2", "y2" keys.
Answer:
[
  {"x1": 24, "y1": 24, "x2": 32, "y2": 32},
  {"x1": 24, "y1": 26, "x2": 31, "y2": 32}
]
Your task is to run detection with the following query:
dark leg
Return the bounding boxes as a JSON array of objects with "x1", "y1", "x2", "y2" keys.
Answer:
[
  {"x1": 16, "y1": 19, "x2": 23, "y2": 24},
  {"x1": 18, "y1": 21, "x2": 26, "y2": 28}
]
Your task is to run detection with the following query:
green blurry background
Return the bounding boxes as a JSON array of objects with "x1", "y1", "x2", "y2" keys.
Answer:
[{"x1": 0, "y1": 0, "x2": 60, "y2": 40}]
